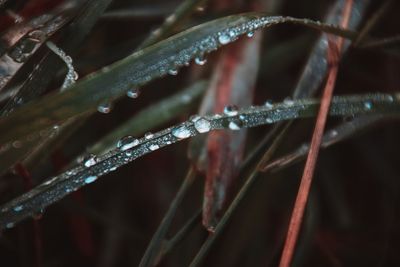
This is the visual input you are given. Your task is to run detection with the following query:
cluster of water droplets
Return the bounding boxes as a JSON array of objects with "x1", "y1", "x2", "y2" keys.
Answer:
[
  {"x1": 154, "y1": 16, "x2": 280, "y2": 81},
  {"x1": 93, "y1": 15, "x2": 290, "y2": 118},
  {"x1": 46, "y1": 41, "x2": 78, "y2": 91},
  {"x1": 95, "y1": 15, "x2": 283, "y2": 116}
]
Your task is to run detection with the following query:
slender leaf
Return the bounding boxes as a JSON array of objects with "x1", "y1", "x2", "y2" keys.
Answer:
[
  {"x1": 89, "y1": 81, "x2": 207, "y2": 156},
  {"x1": 0, "y1": 93, "x2": 398, "y2": 229},
  {"x1": 1, "y1": 0, "x2": 113, "y2": 115},
  {"x1": 139, "y1": 167, "x2": 197, "y2": 267},
  {"x1": 0, "y1": 13, "x2": 357, "y2": 144},
  {"x1": 202, "y1": 32, "x2": 262, "y2": 230}
]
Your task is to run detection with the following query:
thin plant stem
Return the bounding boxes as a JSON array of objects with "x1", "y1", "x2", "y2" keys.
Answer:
[{"x1": 279, "y1": 1, "x2": 353, "y2": 266}]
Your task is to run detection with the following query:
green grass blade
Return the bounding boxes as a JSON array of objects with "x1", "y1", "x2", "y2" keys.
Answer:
[
  {"x1": 0, "y1": 93, "x2": 398, "y2": 230},
  {"x1": 0, "y1": 13, "x2": 356, "y2": 144}
]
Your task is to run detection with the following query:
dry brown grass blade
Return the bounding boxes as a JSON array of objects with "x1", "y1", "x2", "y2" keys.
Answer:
[
  {"x1": 202, "y1": 32, "x2": 262, "y2": 231},
  {"x1": 279, "y1": 1, "x2": 354, "y2": 266}
]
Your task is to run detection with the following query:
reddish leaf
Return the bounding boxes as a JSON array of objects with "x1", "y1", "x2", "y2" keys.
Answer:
[{"x1": 202, "y1": 32, "x2": 263, "y2": 231}]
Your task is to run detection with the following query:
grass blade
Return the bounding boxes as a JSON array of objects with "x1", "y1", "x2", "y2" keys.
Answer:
[
  {"x1": 0, "y1": 13, "x2": 357, "y2": 144},
  {"x1": 0, "y1": 93, "x2": 398, "y2": 229},
  {"x1": 188, "y1": 122, "x2": 293, "y2": 267},
  {"x1": 262, "y1": 115, "x2": 386, "y2": 173},
  {"x1": 202, "y1": 31, "x2": 262, "y2": 230},
  {"x1": 89, "y1": 81, "x2": 207, "y2": 156},
  {"x1": 1, "y1": 0, "x2": 113, "y2": 115},
  {"x1": 139, "y1": 167, "x2": 197, "y2": 267},
  {"x1": 279, "y1": 1, "x2": 353, "y2": 265}
]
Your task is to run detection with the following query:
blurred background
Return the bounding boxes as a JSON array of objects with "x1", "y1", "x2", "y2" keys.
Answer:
[{"x1": 0, "y1": 0, "x2": 399, "y2": 266}]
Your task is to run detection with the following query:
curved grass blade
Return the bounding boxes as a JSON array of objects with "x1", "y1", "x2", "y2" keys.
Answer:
[
  {"x1": 0, "y1": 13, "x2": 69, "y2": 92},
  {"x1": 0, "y1": 93, "x2": 398, "y2": 229},
  {"x1": 0, "y1": 13, "x2": 357, "y2": 144},
  {"x1": 89, "y1": 81, "x2": 207, "y2": 156},
  {"x1": 1, "y1": 0, "x2": 113, "y2": 115},
  {"x1": 0, "y1": 2, "x2": 206, "y2": 174},
  {"x1": 22, "y1": 80, "x2": 205, "y2": 175}
]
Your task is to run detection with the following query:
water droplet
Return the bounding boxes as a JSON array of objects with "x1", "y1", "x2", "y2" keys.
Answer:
[
  {"x1": 247, "y1": 31, "x2": 254, "y2": 38},
  {"x1": 165, "y1": 14, "x2": 176, "y2": 23},
  {"x1": 213, "y1": 114, "x2": 222, "y2": 119},
  {"x1": 168, "y1": 69, "x2": 178, "y2": 75},
  {"x1": 145, "y1": 132, "x2": 154, "y2": 139},
  {"x1": 6, "y1": 223, "x2": 14, "y2": 229},
  {"x1": 84, "y1": 175, "x2": 98, "y2": 184},
  {"x1": 266, "y1": 118, "x2": 273, "y2": 124},
  {"x1": 228, "y1": 120, "x2": 243, "y2": 130},
  {"x1": 73, "y1": 71, "x2": 79, "y2": 80},
  {"x1": 13, "y1": 206, "x2": 23, "y2": 212},
  {"x1": 196, "y1": 6, "x2": 205, "y2": 12},
  {"x1": 218, "y1": 33, "x2": 231, "y2": 45},
  {"x1": 195, "y1": 56, "x2": 207, "y2": 65},
  {"x1": 329, "y1": 130, "x2": 338, "y2": 138},
  {"x1": 364, "y1": 101, "x2": 373, "y2": 110},
  {"x1": 207, "y1": 225, "x2": 216, "y2": 233},
  {"x1": 12, "y1": 140, "x2": 22, "y2": 149},
  {"x1": 83, "y1": 154, "x2": 97, "y2": 168},
  {"x1": 194, "y1": 118, "x2": 211, "y2": 133},
  {"x1": 127, "y1": 88, "x2": 140, "y2": 98},
  {"x1": 149, "y1": 144, "x2": 159, "y2": 151},
  {"x1": 97, "y1": 102, "x2": 112, "y2": 114},
  {"x1": 65, "y1": 56, "x2": 72, "y2": 64},
  {"x1": 110, "y1": 166, "x2": 117, "y2": 172},
  {"x1": 117, "y1": 136, "x2": 139, "y2": 151},
  {"x1": 190, "y1": 115, "x2": 201, "y2": 122},
  {"x1": 172, "y1": 126, "x2": 191, "y2": 139},
  {"x1": 284, "y1": 97, "x2": 294, "y2": 106},
  {"x1": 224, "y1": 105, "x2": 239, "y2": 116}
]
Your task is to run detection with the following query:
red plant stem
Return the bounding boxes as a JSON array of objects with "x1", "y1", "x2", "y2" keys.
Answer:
[
  {"x1": 278, "y1": 1, "x2": 353, "y2": 266},
  {"x1": 14, "y1": 163, "x2": 43, "y2": 267}
]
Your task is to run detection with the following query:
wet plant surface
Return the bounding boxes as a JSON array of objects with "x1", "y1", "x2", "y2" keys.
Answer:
[{"x1": 0, "y1": 0, "x2": 399, "y2": 266}]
